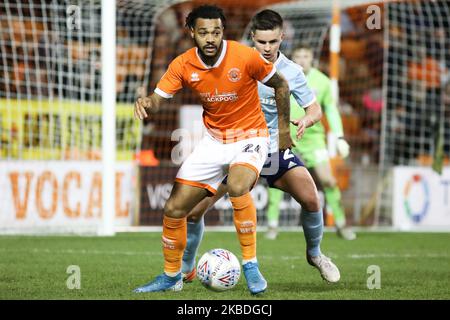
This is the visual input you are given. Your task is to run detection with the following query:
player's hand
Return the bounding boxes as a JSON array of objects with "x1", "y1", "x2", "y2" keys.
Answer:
[
  {"x1": 134, "y1": 97, "x2": 153, "y2": 120},
  {"x1": 278, "y1": 130, "x2": 294, "y2": 150},
  {"x1": 290, "y1": 118, "x2": 307, "y2": 140},
  {"x1": 337, "y1": 137, "x2": 350, "y2": 158}
]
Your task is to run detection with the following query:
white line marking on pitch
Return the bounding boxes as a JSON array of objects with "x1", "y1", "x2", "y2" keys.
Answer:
[
  {"x1": 346, "y1": 253, "x2": 449, "y2": 259},
  {"x1": 0, "y1": 248, "x2": 448, "y2": 260},
  {"x1": 0, "y1": 247, "x2": 161, "y2": 256},
  {"x1": 270, "y1": 253, "x2": 450, "y2": 260}
]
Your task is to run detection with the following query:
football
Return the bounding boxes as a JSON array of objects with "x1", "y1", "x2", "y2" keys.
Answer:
[{"x1": 196, "y1": 248, "x2": 241, "y2": 292}]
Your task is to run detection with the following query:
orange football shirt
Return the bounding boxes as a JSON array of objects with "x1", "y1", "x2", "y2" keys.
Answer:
[{"x1": 155, "y1": 40, "x2": 276, "y2": 142}]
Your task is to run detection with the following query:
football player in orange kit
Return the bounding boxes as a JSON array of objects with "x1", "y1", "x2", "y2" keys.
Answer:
[{"x1": 133, "y1": 5, "x2": 292, "y2": 295}]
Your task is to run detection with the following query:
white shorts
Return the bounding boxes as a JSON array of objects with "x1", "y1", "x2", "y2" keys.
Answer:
[{"x1": 175, "y1": 132, "x2": 269, "y2": 194}]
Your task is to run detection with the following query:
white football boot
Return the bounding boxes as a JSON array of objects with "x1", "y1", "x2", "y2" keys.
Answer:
[{"x1": 307, "y1": 254, "x2": 341, "y2": 283}]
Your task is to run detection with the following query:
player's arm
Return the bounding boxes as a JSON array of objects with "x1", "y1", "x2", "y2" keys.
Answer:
[
  {"x1": 134, "y1": 93, "x2": 165, "y2": 120},
  {"x1": 291, "y1": 101, "x2": 322, "y2": 140},
  {"x1": 264, "y1": 71, "x2": 293, "y2": 150},
  {"x1": 322, "y1": 78, "x2": 350, "y2": 158},
  {"x1": 289, "y1": 67, "x2": 322, "y2": 139},
  {"x1": 322, "y1": 77, "x2": 343, "y2": 137},
  {"x1": 134, "y1": 56, "x2": 183, "y2": 120}
]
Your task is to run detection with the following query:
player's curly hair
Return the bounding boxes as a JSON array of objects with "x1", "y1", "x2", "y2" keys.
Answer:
[
  {"x1": 251, "y1": 9, "x2": 283, "y2": 32},
  {"x1": 185, "y1": 5, "x2": 226, "y2": 29}
]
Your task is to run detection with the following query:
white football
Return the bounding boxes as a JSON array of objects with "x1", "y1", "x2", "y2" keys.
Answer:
[{"x1": 196, "y1": 248, "x2": 241, "y2": 292}]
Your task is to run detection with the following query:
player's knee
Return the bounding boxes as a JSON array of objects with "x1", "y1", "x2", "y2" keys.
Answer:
[
  {"x1": 301, "y1": 193, "x2": 321, "y2": 212},
  {"x1": 164, "y1": 200, "x2": 189, "y2": 219},
  {"x1": 187, "y1": 208, "x2": 204, "y2": 223},
  {"x1": 227, "y1": 182, "x2": 251, "y2": 197}
]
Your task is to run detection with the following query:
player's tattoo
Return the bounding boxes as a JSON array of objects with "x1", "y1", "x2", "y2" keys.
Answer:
[{"x1": 265, "y1": 72, "x2": 290, "y2": 131}]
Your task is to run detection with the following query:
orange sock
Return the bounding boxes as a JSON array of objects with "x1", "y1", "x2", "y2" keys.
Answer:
[
  {"x1": 162, "y1": 215, "x2": 187, "y2": 275},
  {"x1": 230, "y1": 193, "x2": 257, "y2": 261}
]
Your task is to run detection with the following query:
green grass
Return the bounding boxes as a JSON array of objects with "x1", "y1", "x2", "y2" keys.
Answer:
[{"x1": 0, "y1": 231, "x2": 449, "y2": 300}]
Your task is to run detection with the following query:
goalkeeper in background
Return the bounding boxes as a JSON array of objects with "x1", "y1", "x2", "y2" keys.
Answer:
[{"x1": 266, "y1": 44, "x2": 356, "y2": 241}]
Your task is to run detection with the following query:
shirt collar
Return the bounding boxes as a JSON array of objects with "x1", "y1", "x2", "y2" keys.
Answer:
[{"x1": 195, "y1": 40, "x2": 227, "y2": 69}]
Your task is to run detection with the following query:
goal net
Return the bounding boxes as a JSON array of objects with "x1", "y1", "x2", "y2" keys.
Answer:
[
  {"x1": 240, "y1": 0, "x2": 385, "y2": 228},
  {"x1": 0, "y1": 0, "x2": 183, "y2": 234},
  {"x1": 138, "y1": 0, "x2": 375, "y2": 229},
  {"x1": 137, "y1": 0, "x2": 449, "y2": 229},
  {"x1": 376, "y1": 0, "x2": 450, "y2": 225},
  {"x1": 5, "y1": 0, "x2": 447, "y2": 233}
]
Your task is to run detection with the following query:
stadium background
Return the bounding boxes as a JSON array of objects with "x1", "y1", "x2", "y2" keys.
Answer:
[
  {"x1": 0, "y1": 0, "x2": 449, "y2": 233},
  {"x1": 1, "y1": 0, "x2": 450, "y2": 302}
]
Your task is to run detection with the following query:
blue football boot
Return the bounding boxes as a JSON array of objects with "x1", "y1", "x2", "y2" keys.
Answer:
[
  {"x1": 133, "y1": 273, "x2": 183, "y2": 293},
  {"x1": 243, "y1": 262, "x2": 267, "y2": 295}
]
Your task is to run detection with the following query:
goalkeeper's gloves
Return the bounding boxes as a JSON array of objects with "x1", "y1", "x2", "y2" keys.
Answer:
[{"x1": 336, "y1": 137, "x2": 350, "y2": 158}]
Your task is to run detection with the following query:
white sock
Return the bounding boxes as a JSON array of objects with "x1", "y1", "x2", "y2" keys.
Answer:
[
  {"x1": 165, "y1": 271, "x2": 180, "y2": 277},
  {"x1": 242, "y1": 257, "x2": 257, "y2": 265}
]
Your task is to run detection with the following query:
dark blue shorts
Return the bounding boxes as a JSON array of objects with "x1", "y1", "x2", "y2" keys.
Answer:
[
  {"x1": 222, "y1": 149, "x2": 304, "y2": 188},
  {"x1": 260, "y1": 149, "x2": 304, "y2": 187}
]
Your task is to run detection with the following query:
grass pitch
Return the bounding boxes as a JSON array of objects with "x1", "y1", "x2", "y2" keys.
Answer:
[{"x1": 0, "y1": 231, "x2": 449, "y2": 300}]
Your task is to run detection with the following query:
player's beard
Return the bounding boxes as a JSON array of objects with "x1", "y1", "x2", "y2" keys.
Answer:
[{"x1": 195, "y1": 37, "x2": 223, "y2": 58}]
